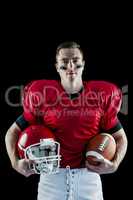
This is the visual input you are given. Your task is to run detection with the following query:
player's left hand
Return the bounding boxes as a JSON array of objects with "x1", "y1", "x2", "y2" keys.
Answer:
[{"x1": 85, "y1": 158, "x2": 118, "y2": 174}]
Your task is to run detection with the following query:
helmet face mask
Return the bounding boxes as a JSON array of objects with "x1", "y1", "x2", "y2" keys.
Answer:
[
  {"x1": 17, "y1": 125, "x2": 61, "y2": 175},
  {"x1": 24, "y1": 138, "x2": 61, "y2": 174}
]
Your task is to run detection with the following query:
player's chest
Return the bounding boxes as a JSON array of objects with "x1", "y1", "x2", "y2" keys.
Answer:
[{"x1": 41, "y1": 99, "x2": 103, "y2": 131}]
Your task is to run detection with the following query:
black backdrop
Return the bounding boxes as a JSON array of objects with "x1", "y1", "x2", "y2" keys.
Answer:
[{"x1": 0, "y1": 18, "x2": 129, "y2": 200}]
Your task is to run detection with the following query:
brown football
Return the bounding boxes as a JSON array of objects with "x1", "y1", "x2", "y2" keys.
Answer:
[{"x1": 86, "y1": 133, "x2": 116, "y2": 165}]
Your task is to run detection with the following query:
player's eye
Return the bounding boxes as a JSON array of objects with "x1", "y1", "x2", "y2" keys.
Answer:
[{"x1": 73, "y1": 59, "x2": 78, "y2": 63}]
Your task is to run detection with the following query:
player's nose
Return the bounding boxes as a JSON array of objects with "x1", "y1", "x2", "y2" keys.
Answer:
[{"x1": 67, "y1": 60, "x2": 75, "y2": 70}]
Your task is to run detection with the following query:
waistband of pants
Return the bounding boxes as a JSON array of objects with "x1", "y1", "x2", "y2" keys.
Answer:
[{"x1": 58, "y1": 165, "x2": 98, "y2": 175}]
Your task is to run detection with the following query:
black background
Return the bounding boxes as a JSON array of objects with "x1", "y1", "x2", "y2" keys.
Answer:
[{"x1": 0, "y1": 7, "x2": 129, "y2": 200}]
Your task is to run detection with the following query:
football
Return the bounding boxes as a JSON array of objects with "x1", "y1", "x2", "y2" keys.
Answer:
[{"x1": 86, "y1": 133, "x2": 116, "y2": 165}]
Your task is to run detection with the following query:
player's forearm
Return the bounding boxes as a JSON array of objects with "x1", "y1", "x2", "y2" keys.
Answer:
[
  {"x1": 112, "y1": 129, "x2": 128, "y2": 168},
  {"x1": 5, "y1": 122, "x2": 21, "y2": 167}
]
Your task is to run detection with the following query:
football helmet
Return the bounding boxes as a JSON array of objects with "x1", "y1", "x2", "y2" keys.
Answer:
[{"x1": 17, "y1": 125, "x2": 61, "y2": 174}]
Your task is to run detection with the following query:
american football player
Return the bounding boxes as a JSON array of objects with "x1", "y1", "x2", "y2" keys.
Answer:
[{"x1": 5, "y1": 41, "x2": 128, "y2": 200}]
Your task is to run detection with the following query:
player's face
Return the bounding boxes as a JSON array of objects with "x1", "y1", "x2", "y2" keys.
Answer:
[{"x1": 56, "y1": 48, "x2": 85, "y2": 82}]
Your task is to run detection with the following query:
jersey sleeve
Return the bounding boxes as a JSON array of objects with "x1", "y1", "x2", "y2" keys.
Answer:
[
  {"x1": 101, "y1": 84, "x2": 123, "y2": 133},
  {"x1": 22, "y1": 81, "x2": 42, "y2": 124}
]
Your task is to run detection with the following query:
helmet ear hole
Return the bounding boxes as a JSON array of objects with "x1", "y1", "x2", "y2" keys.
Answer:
[{"x1": 17, "y1": 125, "x2": 61, "y2": 174}]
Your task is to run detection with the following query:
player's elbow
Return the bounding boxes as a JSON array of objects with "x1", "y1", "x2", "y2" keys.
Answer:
[
  {"x1": 5, "y1": 122, "x2": 21, "y2": 145},
  {"x1": 5, "y1": 127, "x2": 12, "y2": 145},
  {"x1": 113, "y1": 128, "x2": 128, "y2": 154}
]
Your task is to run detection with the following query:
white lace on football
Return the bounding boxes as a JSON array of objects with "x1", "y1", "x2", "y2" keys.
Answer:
[{"x1": 86, "y1": 151, "x2": 105, "y2": 161}]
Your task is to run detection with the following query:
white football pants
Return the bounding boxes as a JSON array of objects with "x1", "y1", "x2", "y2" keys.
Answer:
[{"x1": 37, "y1": 167, "x2": 103, "y2": 200}]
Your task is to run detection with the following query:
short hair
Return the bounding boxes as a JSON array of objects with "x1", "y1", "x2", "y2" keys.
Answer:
[{"x1": 56, "y1": 41, "x2": 83, "y2": 57}]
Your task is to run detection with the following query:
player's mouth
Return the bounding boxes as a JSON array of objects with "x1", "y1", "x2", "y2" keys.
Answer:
[{"x1": 67, "y1": 72, "x2": 76, "y2": 75}]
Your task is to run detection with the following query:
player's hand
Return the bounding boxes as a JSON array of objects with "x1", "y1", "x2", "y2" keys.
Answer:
[
  {"x1": 85, "y1": 157, "x2": 118, "y2": 174},
  {"x1": 12, "y1": 158, "x2": 35, "y2": 177}
]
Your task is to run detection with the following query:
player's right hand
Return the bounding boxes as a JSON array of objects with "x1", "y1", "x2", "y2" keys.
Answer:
[
  {"x1": 85, "y1": 158, "x2": 117, "y2": 174},
  {"x1": 12, "y1": 158, "x2": 35, "y2": 177}
]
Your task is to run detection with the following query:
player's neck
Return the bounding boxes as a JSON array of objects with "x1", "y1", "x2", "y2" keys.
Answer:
[{"x1": 61, "y1": 78, "x2": 83, "y2": 94}]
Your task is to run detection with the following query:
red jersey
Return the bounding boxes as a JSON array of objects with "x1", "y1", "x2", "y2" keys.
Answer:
[{"x1": 22, "y1": 80, "x2": 122, "y2": 168}]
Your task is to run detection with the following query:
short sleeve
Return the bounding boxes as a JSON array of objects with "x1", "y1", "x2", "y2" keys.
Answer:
[
  {"x1": 22, "y1": 81, "x2": 41, "y2": 124},
  {"x1": 101, "y1": 84, "x2": 122, "y2": 133}
]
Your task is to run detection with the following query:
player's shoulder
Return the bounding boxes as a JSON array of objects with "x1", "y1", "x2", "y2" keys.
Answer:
[
  {"x1": 85, "y1": 80, "x2": 121, "y2": 95},
  {"x1": 24, "y1": 79, "x2": 59, "y2": 92}
]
